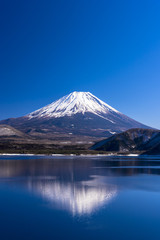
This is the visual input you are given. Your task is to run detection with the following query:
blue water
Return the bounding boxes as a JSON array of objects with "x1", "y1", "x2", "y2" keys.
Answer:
[{"x1": 0, "y1": 155, "x2": 160, "y2": 240}]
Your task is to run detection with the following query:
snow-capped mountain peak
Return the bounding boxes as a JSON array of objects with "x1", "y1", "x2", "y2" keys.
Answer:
[
  {"x1": 27, "y1": 91, "x2": 119, "y2": 119},
  {"x1": 0, "y1": 91, "x2": 149, "y2": 140}
]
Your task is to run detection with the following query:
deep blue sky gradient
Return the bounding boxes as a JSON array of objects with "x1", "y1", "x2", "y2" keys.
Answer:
[{"x1": 0, "y1": 0, "x2": 160, "y2": 128}]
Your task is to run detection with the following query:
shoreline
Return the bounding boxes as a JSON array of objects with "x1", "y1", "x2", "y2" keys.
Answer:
[
  {"x1": 0, "y1": 153, "x2": 160, "y2": 158},
  {"x1": 0, "y1": 153, "x2": 139, "y2": 156}
]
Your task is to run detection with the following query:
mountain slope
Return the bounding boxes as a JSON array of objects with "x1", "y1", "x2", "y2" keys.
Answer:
[
  {"x1": 142, "y1": 132, "x2": 160, "y2": 155},
  {"x1": 0, "y1": 125, "x2": 26, "y2": 138},
  {"x1": 0, "y1": 92, "x2": 151, "y2": 141},
  {"x1": 91, "y1": 128, "x2": 159, "y2": 152},
  {"x1": 27, "y1": 91, "x2": 119, "y2": 119}
]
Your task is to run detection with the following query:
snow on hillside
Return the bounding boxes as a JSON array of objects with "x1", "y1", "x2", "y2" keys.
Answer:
[
  {"x1": 0, "y1": 127, "x2": 16, "y2": 136},
  {"x1": 27, "y1": 91, "x2": 120, "y2": 120}
]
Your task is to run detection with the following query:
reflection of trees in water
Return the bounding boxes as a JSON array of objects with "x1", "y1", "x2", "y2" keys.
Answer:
[{"x1": 0, "y1": 157, "x2": 160, "y2": 179}]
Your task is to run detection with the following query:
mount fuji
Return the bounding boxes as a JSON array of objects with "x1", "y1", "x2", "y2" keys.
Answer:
[
  {"x1": 0, "y1": 91, "x2": 150, "y2": 142},
  {"x1": 27, "y1": 91, "x2": 119, "y2": 120}
]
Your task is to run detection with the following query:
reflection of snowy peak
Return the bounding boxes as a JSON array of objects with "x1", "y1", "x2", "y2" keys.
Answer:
[
  {"x1": 28, "y1": 179, "x2": 117, "y2": 216},
  {"x1": 27, "y1": 91, "x2": 119, "y2": 119}
]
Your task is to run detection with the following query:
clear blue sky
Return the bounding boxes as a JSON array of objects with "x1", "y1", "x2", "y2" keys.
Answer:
[{"x1": 0, "y1": 0, "x2": 160, "y2": 129}]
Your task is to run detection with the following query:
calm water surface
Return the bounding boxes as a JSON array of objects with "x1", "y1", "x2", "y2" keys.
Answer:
[{"x1": 0, "y1": 155, "x2": 160, "y2": 240}]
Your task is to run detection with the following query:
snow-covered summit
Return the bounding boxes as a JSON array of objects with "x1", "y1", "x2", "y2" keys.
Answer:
[
  {"x1": 0, "y1": 91, "x2": 149, "y2": 140},
  {"x1": 27, "y1": 91, "x2": 119, "y2": 119}
]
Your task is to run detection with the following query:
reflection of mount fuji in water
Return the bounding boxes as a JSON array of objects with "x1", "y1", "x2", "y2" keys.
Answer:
[
  {"x1": 0, "y1": 157, "x2": 118, "y2": 215},
  {"x1": 27, "y1": 178, "x2": 117, "y2": 215},
  {"x1": 1, "y1": 156, "x2": 160, "y2": 215}
]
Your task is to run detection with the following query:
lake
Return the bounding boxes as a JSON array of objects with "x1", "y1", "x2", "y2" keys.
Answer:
[{"x1": 0, "y1": 155, "x2": 160, "y2": 240}]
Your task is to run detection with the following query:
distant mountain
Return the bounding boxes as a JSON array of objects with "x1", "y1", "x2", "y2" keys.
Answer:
[
  {"x1": 0, "y1": 125, "x2": 26, "y2": 138},
  {"x1": 142, "y1": 132, "x2": 160, "y2": 155},
  {"x1": 0, "y1": 92, "x2": 151, "y2": 141},
  {"x1": 0, "y1": 125, "x2": 32, "y2": 153},
  {"x1": 91, "y1": 128, "x2": 160, "y2": 153}
]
